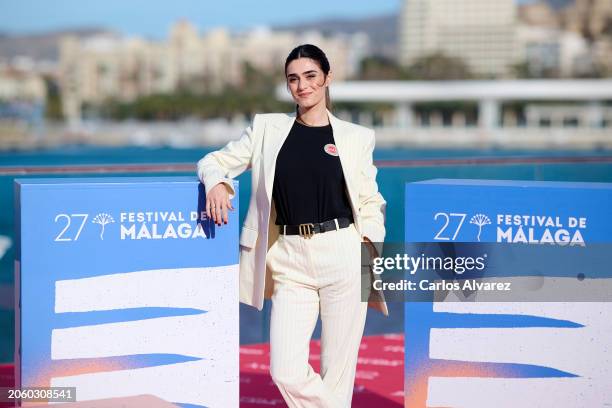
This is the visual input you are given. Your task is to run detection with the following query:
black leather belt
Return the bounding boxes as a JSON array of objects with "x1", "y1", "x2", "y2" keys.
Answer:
[{"x1": 279, "y1": 217, "x2": 353, "y2": 238}]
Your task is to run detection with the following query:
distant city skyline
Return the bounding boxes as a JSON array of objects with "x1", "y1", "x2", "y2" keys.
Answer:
[
  {"x1": 0, "y1": 0, "x2": 544, "y2": 39},
  {"x1": 0, "y1": 0, "x2": 400, "y2": 38}
]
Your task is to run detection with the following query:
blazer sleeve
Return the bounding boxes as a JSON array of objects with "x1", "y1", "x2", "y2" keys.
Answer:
[
  {"x1": 196, "y1": 114, "x2": 259, "y2": 199},
  {"x1": 358, "y1": 129, "x2": 386, "y2": 245}
]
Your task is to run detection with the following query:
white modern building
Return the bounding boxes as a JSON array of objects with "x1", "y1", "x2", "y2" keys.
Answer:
[
  {"x1": 515, "y1": 25, "x2": 591, "y2": 78},
  {"x1": 398, "y1": 0, "x2": 517, "y2": 77}
]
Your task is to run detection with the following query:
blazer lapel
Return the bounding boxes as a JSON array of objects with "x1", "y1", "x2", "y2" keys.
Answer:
[
  {"x1": 328, "y1": 110, "x2": 360, "y2": 225},
  {"x1": 263, "y1": 112, "x2": 296, "y2": 202},
  {"x1": 328, "y1": 110, "x2": 349, "y2": 170}
]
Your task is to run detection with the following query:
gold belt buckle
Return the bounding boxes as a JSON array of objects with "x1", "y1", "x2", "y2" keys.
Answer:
[{"x1": 298, "y1": 223, "x2": 315, "y2": 239}]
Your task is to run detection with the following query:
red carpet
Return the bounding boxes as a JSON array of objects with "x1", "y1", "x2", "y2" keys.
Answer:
[
  {"x1": 0, "y1": 334, "x2": 404, "y2": 407},
  {"x1": 0, "y1": 364, "x2": 11, "y2": 388},
  {"x1": 0, "y1": 364, "x2": 14, "y2": 408},
  {"x1": 240, "y1": 334, "x2": 404, "y2": 407}
]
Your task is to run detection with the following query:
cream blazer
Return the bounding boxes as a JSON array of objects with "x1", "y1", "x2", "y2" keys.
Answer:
[{"x1": 197, "y1": 110, "x2": 388, "y2": 315}]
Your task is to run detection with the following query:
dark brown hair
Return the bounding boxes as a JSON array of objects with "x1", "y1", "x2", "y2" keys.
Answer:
[{"x1": 285, "y1": 44, "x2": 331, "y2": 110}]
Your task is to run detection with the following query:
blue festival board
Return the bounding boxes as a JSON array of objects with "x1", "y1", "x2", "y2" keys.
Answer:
[
  {"x1": 15, "y1": 177, "x2": 239, "y2": 407},
  {"x1": 404, "y1": 179, "x2": 612, "y2": 407}
]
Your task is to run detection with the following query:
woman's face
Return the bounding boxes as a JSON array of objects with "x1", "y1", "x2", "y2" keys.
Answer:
[{"x1": 286, "y1": 57, "x2": 331, "y2": 110}]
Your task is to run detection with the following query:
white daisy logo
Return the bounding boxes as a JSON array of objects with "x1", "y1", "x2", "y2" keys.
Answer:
[
  {"x1": 92, "y1": 213, "x2": 115, "y2": 240},
  {"x1": 470, "y1": 214, "x2": 491, "y2": 242}
]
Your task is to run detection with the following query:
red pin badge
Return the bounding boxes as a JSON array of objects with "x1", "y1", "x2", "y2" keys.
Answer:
[{"x1": 324, "y1": 143, "x2": 339, "y2": 156}]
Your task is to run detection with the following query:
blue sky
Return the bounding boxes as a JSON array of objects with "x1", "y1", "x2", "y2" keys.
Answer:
[{"x1": 0, "y1": 0, "x2": 402, "y2": 38}]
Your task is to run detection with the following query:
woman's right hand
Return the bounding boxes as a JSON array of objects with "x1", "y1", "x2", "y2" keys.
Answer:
[{"x1": 206, "y1": 183, "x2": 234, "y2": 226}]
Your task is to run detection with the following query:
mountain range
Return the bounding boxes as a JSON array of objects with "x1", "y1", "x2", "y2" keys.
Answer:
[{"x1": 0, "y1": 28, "x2": 111, "y2": 62}]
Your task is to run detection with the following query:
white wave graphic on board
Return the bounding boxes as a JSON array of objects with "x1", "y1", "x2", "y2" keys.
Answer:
[
  {"x1": 51, "y1": 265, "x2": 239, "y2": 407},
  {"x1": 427, "y1": 299, "x2": 612, "y2": 408}
]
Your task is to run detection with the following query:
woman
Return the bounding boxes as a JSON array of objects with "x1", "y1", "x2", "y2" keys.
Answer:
[{"x1": 197, "y1": 44, "x2": 386, "y2": 407}]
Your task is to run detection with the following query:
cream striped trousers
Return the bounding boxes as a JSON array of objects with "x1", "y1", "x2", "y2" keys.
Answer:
[{"x1": 267, "y1": 223, "x2": 368, "y2": 408}]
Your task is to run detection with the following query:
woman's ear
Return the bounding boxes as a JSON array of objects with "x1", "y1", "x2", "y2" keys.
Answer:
[{"x1": 325, "y1": 70, "x2": 333, "y2": 87}]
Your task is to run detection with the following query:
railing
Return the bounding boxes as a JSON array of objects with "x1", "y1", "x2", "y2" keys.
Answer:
[
  {"x1": 2, "y1": 155, "x2": 612, "y2": 176},
  {"x1": 374, "y1": 127, "x2": 612, "y2": 148}
]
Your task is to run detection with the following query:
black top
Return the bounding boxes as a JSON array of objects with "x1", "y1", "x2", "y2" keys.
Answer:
[{"x1": 272, "y1": 120, "x2": 353, "y2": 226}]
